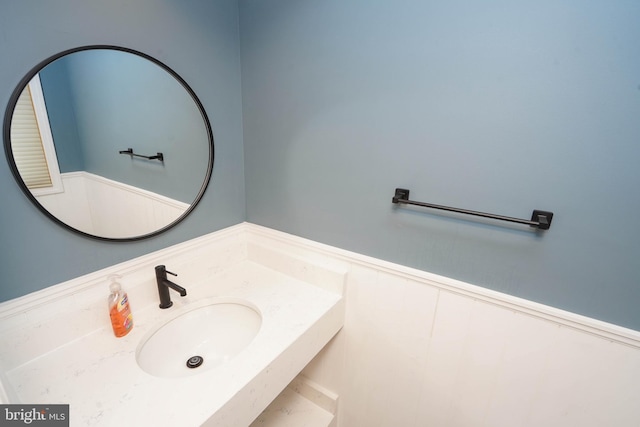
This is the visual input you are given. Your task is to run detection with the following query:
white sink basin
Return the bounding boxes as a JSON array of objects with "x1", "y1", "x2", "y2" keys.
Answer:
[{"x1": 136, "y1": 299, "x2": 262, "y2": 378}]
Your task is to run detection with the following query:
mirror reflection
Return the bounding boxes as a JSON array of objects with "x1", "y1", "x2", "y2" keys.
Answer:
[{"x1": 5, "y1": 47, "x2": 213, "y2": 240}]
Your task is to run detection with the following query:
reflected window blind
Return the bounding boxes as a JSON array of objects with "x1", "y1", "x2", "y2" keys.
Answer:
[{"x1": 10, "y1": 85, "x2": 53, "y2": 189}]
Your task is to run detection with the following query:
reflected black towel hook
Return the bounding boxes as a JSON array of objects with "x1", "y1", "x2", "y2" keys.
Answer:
[
  {"x1": 392, "y1": 188, "x2": 553, "y2": 230},
  {"x1": 119, "y1": 148, "x2": 164, "y2": 162}
]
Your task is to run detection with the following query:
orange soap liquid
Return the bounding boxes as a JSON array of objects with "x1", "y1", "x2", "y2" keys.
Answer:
[{"x1": 110, "y1": 298, "x2": 133, "y2": 337}]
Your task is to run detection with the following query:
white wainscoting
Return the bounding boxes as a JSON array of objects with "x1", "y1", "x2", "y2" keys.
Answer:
[
  {"x1": 1, "y1": 223, "x2": 638, "y2": 426},
  {"x1": 243, "y1": 224, "x2": 640, "y2": 427},
  {"x1": 35, "y1": 172, "x2": 189, "y2": 237}
]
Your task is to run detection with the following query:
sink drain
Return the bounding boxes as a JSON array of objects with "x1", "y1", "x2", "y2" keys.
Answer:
[{"x1": 186, "y1": 355, "x2": 204, "y2": 369}]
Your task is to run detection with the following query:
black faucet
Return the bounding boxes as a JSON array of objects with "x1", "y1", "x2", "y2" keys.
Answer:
[{"x1": 155, "y1": 265, "x2": 187, "y2": 309}]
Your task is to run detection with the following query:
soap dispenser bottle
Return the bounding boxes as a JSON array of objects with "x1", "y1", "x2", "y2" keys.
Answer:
[{"x1": 108, "y1": 274, "x2": 134, "y2": 337}]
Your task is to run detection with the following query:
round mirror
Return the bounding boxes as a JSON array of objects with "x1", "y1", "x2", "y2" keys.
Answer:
[{"x1": 3, "y1": 46, "x2": 214, "y2": 241}]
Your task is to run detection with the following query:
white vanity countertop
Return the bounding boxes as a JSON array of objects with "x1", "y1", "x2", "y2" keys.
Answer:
[{"x1": 4, "y1": 260, "x2": 344, "y2": 427}]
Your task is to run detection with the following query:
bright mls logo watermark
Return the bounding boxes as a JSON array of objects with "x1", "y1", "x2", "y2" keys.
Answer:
[{"x1": 1, "y1": 405, "x2": 69, "y2": 426}]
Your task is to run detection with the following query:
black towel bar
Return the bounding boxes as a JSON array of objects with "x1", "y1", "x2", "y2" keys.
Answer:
[
  {"x1": 392, "y1": 188, "x2": 553, "y2": 230},
  {"x1": 119, "y1": 148, "x2": 164, "y2": 162}
]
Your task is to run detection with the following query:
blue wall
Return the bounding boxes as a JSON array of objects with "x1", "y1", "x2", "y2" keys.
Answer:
[
  {"x1": 240, "y1": 0, "x2": 640, "y2": 329},
  {"x1": 39, "y1": 59, "x2": 85, "y2": 173},
  {"x1": 2, "y1": 1, "x2": 639, "y2": 331},
  {"x1": 39, "y1": 50, "x2": 211, "y2": 203},
  {"x1": 0, "y1": 0, "x2": 246, "y2": 301}
]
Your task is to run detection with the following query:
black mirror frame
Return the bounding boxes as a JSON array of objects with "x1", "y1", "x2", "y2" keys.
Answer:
[{"x1": 2, "y1": 45, "x2": 214, "y2": 242}]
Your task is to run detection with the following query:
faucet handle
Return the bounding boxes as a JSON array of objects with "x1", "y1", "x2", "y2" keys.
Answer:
[{"x1": 155, "y1": 265, "x2": 178, "y2": 277}]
